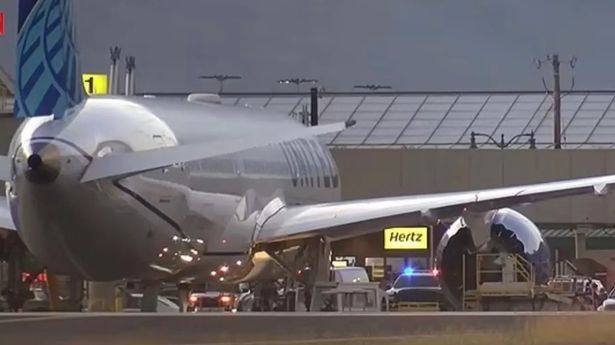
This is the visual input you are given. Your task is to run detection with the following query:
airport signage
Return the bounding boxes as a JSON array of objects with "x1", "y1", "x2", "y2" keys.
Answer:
[
  {"x1": 384, "y1": 227, "x2": 428, "y2": 250},
  {"x1": 331, "y1": 260, "x2": 348, "y2": 268},
  {"x1": 82, "y1": 74, "x2": 108, "y2": 95}
]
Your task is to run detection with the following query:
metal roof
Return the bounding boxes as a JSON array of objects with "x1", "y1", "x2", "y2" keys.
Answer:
[{"x1": 194, "y1": 91, "x2": 615, "y2": 149}]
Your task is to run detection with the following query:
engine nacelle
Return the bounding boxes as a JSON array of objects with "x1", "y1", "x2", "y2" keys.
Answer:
[{"x1": 436, "y1": 208, "x2": 550, "y2": 309}]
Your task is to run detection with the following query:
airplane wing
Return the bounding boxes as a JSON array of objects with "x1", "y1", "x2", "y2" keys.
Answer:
[
  {"x1": 0, "y1": 196, "x2": 16, "y2": 231},
  {"x1": 80, "y1": 122, "x2": 346, "y2": 183},
  {"x1": 255, "y1": 173, "x2": 615, "y2": 243}
]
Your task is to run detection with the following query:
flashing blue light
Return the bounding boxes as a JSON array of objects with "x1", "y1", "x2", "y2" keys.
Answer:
[{"x1": 403, "y1": 267, "x2": 414, "y2": 275}]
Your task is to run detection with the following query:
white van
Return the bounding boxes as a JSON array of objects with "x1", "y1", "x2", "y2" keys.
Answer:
[{"x1": 331, "y1": 266, "x2": 370, "y2": 283}]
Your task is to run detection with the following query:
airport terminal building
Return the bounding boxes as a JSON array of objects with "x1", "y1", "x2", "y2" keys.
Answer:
[{"x1": 1, "y1": 74, "x2": 615, "y2": 287}]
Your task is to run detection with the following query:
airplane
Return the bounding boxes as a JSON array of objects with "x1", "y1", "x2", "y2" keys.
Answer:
[{"x1": 3, "y1": 0, "x2": 615, "y2": 311}]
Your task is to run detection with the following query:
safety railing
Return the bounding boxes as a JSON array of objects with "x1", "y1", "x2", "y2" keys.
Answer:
[{"x1": 474, "y1": 253, "x2": 535, "y2": 298}]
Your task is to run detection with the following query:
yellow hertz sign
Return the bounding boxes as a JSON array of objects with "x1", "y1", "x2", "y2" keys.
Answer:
[
  {"x1": 82, "y1": 74, "x2": 108, "y2": 95},
  {"x1": 384, "y1": 227, "x2": 428, "y2": 250}
]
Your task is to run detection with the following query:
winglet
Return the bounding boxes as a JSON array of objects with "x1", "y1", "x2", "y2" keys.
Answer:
[{"x1": 593, "y1": 183, "x2": 608, "y2": 196}]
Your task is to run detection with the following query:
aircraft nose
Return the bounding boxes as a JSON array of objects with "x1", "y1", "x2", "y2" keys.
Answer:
[{"x1": 24, "y1": 142, "x2": 62, "y2": 184}]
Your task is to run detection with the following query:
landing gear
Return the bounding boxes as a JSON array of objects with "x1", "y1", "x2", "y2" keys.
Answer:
[
  {"x1": 250, "y1": 236, "x2": 331, "y2": 312},
  {"x1": 141, "y1": 280, "x2": 161, "y2": 312},
  {"x1": 303, "y1": 237, "x2": 331, "y2": 312},
  {"x1": 176, "y1": 282, "x2": 192, "y2": 313},
  {"x1": 252, "y1": 281, "x2": 278, "y2": 311}
]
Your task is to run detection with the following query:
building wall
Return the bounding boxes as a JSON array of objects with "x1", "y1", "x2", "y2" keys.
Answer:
[{"x1": 332, "y1": 148, "x2": 615, "y2": 225}]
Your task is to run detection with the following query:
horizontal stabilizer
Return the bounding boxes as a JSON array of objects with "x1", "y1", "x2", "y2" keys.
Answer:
[
  {"x1": 0, "y1": 156, "x2": 11, "y2": 181},
  {"x1": 80, "y1": 122, "x2": 346, "y2": 183}
]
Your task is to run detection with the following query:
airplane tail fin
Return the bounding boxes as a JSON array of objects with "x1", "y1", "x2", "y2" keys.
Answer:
[{"x1": 15, "y1": 0, "x2": 86, "y2": 119}]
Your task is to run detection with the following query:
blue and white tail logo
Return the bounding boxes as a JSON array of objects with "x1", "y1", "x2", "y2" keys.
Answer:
[{"x1": 15, "y1": 0, "x2": 86, "y2": 119}]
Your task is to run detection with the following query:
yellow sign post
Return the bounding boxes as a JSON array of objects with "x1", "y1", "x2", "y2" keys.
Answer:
[
  {"x1": 82, "y1": 74, "x2": 108, "y2": 95},
  {"x1": 384, "y1": 227, "x2": 429, "y2": 250}
]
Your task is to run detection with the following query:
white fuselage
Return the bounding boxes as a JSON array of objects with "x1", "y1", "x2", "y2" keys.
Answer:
[{"x1": 6, "y1": 96, "x2": 340, "y2": 282}]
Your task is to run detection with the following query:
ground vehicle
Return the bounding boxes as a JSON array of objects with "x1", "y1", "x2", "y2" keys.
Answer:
[
  {"x1": 598, "y1": 287, "x2": 615, "y2": 311},
  {"x1": 331, "y1": 267, "x2": 370, "y2": 283},
  {"x1": 385, "y1": 269, "x2": 448, "y2": 311},
  {"x1": 235, "y1": 267, "x2": 373, "y2": 312},
  {"x1": 124, "y1": 293, "x2": 180, "y2": 313},
  {"x1": 189, "y1": 291, "x2": 236, "y2": 312}
]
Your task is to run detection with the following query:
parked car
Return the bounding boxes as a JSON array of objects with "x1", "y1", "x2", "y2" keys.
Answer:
[
  {"x1": 188, "y1": 291, "x2": 236, "y2": 312},
  {"x1": 331, "y1": 266, "x2": 370, "y2": 283},
  {"x1": 598, "y1": 287, "x2": 615, "y2": 312}
]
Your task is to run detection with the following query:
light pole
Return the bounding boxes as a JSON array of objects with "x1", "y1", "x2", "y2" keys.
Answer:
[
  {"x1": 199, "y1": 74, "x2": 242, "y2": 93},
  {"x1": 353, "y1": 84, "x2": 393, "y2": 92},
  {"x1": 278, "y1": 78, "x2": 318, "y2": 93},
  {"x1": 470, "y1": 131, "x2": 536, "y2": 149}
]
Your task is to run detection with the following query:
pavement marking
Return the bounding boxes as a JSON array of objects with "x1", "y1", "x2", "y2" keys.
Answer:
[
  {"x1": 176, "y1": 333, "x2": 497, "y2": 345},
  {"x1": 0, "y1": 315, "x2": 82, "y2": 324},
  {"x1": 6, "y1": 311, "x2": 609, "y2": 317}
]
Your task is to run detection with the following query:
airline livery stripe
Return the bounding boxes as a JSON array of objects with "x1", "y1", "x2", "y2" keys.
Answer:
[
  {"x1": 280, "y1": 144, "x2": 298, "y2": 187},
  {"x1": 46, "y1": 15, "x2": 61, "y2": 33},
  {"x1": 22, "y1": 63, "x2": 45, "y2": 98},
  {"x1": 300, "y1": 140, "x2": 317, "y2": 188},
  {"x1": 292, "y1": 141, "x2": 312, "y2": 187},
  {"x1": 291, "y1": 142, "x2": 309, "y2": 187},
  {"x1": 21, "y1": 38, "x2": 41, "y2": 64},
  {"x1": 47, "y1": 39, "x2": 63, "y2": 60},
  {"x1": 36, "y1": 87, "x2": 59, "y2": 115},
  {"x1": 308, "y1": 140, "x2": 330, "y2": 188},
  {"x1": 29, "y1": 8, "x2": 46, "y2": 29},
  {"x1": 303, "y1": 139, "x2": 322, "y2": 188}
]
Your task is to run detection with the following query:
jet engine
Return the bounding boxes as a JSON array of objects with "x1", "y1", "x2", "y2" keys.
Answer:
[{"x1": 435, "y1": 208, "x2": 550, "y2": 309}]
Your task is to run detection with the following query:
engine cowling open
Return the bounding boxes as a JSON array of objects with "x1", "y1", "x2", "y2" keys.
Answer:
[{"x1": 435, "y1": 208, "x2": 550, "y2": 310}]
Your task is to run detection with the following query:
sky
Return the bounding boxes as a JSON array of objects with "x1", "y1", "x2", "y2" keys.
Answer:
[{"x1": 2, "y1": 0, "x2": 615, "y2": 93}]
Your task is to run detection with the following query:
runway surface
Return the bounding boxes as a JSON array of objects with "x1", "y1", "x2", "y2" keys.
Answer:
[{"x1": 0, "y1": 312, "x2": 614, "y2": 345}]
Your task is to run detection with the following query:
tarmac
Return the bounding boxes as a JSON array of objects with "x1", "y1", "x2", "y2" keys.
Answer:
[{"x1": 0, "y1": 312, "x2": 614, "y2": 345}]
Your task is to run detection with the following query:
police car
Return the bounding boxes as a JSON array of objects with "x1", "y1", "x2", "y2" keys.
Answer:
[{"x1": 385, "y1": 268, "x2": 448, "y2": 311}]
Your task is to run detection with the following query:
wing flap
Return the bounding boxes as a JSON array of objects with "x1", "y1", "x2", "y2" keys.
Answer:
[
  {"x1": 0, "y1": 196, "x2": 16, "y2": 231},
  {"x1": 257, "y1": 174, "x2": 615, "y2": 243},
  {"x1": 80, "y1": 122, "x2": 346, "y2": 183}
]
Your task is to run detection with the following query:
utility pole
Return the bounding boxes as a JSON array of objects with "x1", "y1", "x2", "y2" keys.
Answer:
[
  {"x1": 552, "y1": 54, "x2": 562, "y2": 149},
  {"x1": 310, "y1": 87, "x2": 318, "y2": 126},
  {"x1": 534, "y1": 54, "x2": 576, "y2": 149}
]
